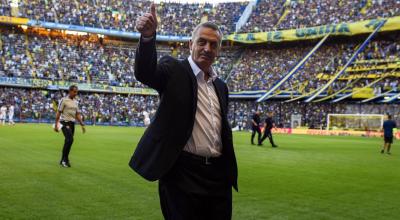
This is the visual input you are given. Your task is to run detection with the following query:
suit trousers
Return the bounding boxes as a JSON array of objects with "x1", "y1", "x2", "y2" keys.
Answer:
[{"x1": 159, "y1": 151, "x2": 232, "y2": 220}]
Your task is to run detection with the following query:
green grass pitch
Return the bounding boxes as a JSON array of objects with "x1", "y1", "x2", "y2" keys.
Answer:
[{"x1": 1, "y1": 124, "x2": 399, "y2": 220}]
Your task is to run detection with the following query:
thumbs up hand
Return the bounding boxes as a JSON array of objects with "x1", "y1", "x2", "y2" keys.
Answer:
[{"x1": 136, "y1": 3, "x2": 158, "y2": 38}]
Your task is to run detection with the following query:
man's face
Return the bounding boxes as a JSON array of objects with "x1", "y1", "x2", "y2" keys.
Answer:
[
  {"x1": 69, "y1": 88, "x2": 78, "y2": 98},
  {"x1": 189, "y1": 27, "x2": 221, "y2": 71}
]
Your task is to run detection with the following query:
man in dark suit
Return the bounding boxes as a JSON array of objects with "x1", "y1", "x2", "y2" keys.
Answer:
[
  {"x1": 129, "y1": 4, "x2": 238, "y2": 220},
  {"x1": 259, "y1": 112, "x2": 278, "y2": 147}
]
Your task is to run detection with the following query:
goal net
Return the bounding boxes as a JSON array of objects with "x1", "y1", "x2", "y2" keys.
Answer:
[{"x1": 327, "y1": 114, "x2": 384, "y2": 131}]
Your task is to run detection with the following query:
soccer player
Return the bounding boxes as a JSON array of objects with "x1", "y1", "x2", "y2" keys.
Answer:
[
  {"x1": 381, "y1": 114, "x2": 397, "y2": 155},
  {"x1": 251, "y1": 110, "x2": 261, "y2": 145},
  {"x1": 259, "y1": 112, "x2": 278, "y2": 147},
  {"x1": 0, "y1": 104, "x2": 6, "y2": 125},
  {"x1": 54, "y1": 85, "x2": 86, "y2": 167},
  {"x1": 8, "y1": 104, "x2": 15, "y2": 125}
]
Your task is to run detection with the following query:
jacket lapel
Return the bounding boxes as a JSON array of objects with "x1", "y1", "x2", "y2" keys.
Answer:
[
  {"x1": 182, "y1": 59, "x2": 198, "y2": 111},
  {"x1": 213, "y1": 79, "x2": 227, "y2": 116}
]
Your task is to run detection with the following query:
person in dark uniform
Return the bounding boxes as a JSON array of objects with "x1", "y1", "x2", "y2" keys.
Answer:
[
  {"x1": 381, "y1": 114, "x2": 397, "y2": 155},
  {"x1": 251, "y1": 111, "x2": 261, "y2": 145},
  {"x1": 259, "y1": 112, "x2": 278, "y2": 147},
  {"x1": 130, "y1": 4, "x2": 237, "y2": 220}
]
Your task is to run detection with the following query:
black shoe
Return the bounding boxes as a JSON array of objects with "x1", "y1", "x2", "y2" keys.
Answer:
[
  {"x1": 66, "y1": 161, "x2": 71, "y2": 167},
  {"x1": 60, "y1": 161, "x2": 69, "y2": 168},
  {"x1": 387, "y1": 152, "x2": 391, "y2": 155},
  {"x1": 258, "y1": 143, "x2": 263, "y2": 146},
  {"x1": 251, "y1": 143, "x2": 255, "y2": 145},
  {"x1": 381, "y1": 149, "x2": 384, "y2": 154}
]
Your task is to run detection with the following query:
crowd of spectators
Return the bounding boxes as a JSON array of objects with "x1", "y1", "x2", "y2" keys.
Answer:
[
  {"x1": 0, "y1": 0, "x2": 247, "y2": 36},
  {"x1": 0, "y1": 29, "x2": 141, "y2": 87},
  {"x1": 0, "y1": 87, "x2": 158, "y2": 126},
  {"x1": 0, "y1": 1, "x2": 399, "y2": 132},
  {"x1": 1, "y1": 87, "x2": 398, "y2": 129},
  {"x1": 1, "y1": 0, "x2": 399, "y2": 36},
  {"x1": 240, "y1": 0, "x2": 287, "y2": 33},
  {"x1": 1, "y1": 27, "x2": 399, "y2": 97},
  {"x1": 227, "y1": 36, "x2": 400, "y2": 94},
  {"x1": 242, "y1": 0, "x2": 400, "y2": 33},
  {"x1": 1, "y1": 29, "x2": 399, "y2": 96},
  {"x1": 0, "y1": 28, "x2": 242, "y2": 87}
]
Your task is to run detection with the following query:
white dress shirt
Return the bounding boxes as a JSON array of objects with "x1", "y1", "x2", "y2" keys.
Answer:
[{"x1": 183, "y1": 56, "x2": 223, "y2": 157}]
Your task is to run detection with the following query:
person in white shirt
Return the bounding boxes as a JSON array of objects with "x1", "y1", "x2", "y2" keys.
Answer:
[
  {"x1": 0, "y1": 105, "x2": 7, "y2": 125},
  {"x1": 8, "y1": 105, "x2": 15, "y2": 125},
  {"x1": 143, "y1": 110, "x2": 151, "y2": 127}
]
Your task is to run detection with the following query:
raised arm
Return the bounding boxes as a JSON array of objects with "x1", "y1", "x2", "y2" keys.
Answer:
[{"x1": 135, "y1": 3, "x2": 168, "y2": 93}]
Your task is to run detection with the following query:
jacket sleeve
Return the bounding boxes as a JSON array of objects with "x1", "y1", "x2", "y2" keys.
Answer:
[{"x1": 134, "y1": 35, "x2": 169, "y2": 93}]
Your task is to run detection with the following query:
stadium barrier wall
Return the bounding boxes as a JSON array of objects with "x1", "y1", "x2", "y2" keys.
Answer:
[
  {"x1": 13, "y1": 118, "x2": 145, "y2": 127},
  {"x1": 0, "y1": 16, "x2": 28, "y2": 25},
  {"x1": 1, "y1": 76, "x2": 329, "y2": 98},
  {"x1": 273, "y1": 128, "x2": 400, "y2": 140},
  {"x1": 0, "y1": 77, "x2": 157, "y2": 95},
  {"x1": 252, "y1": 127, "x2": 399, "y2": 139},
  {"x1": 1, "y1": 76, "x2": 398, "y2": 100}
]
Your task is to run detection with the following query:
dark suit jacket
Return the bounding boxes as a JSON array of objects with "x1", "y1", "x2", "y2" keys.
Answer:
[{"x1": 129, "y1": 36, "x2": 238, "y2": 191}]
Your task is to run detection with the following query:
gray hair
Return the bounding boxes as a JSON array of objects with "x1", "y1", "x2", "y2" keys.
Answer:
[{"x1": 191, "y1": 22, "x2": 223, "y2": 46}]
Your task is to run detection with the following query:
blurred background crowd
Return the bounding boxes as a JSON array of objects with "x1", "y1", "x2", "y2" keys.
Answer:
[
  {"x1": 0, "y1": 0, "x2": 399, "y2": 35},
  {"x1": 1, "y1": 87, "x2": 399, "y2": 129},
  {"x1": 0, "y1": 0, "x2": 399, "y2": 129}
]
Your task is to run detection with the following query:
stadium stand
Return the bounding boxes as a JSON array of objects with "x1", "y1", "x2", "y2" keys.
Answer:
[
  {"x1": 0, "y1": 87, "x2": 158, "y2": 126},
  {"x1": 227, "y1": 35, "x2": 400, "y2": 93},
  {"x1": 2, "y1": 0, "x2": 398, "y2": 34},
  {"x1": 1, "y1": 87, "x2": 399, "y2": 129},
  {"x1": 3, "y1": 0, "x2": 247, "y2": 35},
  {"x1": 241, "y1": 0, "x2": 400, "y2": 33},
  {"x1": 1, "y1": 27, "x2": 398, "y2": 93},
  {"x1": 0, "y1": 0, "x2": 399, "y2": 130}
]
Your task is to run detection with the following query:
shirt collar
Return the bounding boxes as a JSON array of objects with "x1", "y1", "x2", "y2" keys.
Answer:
[{"x1": 188, "y1": 56, "x2": 218, "y2": 82}]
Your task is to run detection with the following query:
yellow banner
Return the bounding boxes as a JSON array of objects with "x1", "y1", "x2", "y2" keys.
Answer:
[
  {"x1": 225, "y1": 16, "x2": 400, "y2": 44},
  {"x1": 352, "y1": 87, "x2": 374, "y2": 98},
  {"x1": 317, "y1": 72, "x2": 400, "y2": 80},
  {"x1": 0, "y1": 16, "x2": 29, "y2": 25}
]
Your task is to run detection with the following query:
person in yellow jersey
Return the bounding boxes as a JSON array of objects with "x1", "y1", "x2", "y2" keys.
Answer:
[{"x1": 54, "y1": 85, "x2": 86, "y2": 168}]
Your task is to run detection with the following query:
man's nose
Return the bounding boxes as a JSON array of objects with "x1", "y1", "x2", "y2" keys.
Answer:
[{"x1": 204, "y1": 42, "x2": 211, "y2": 52}]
